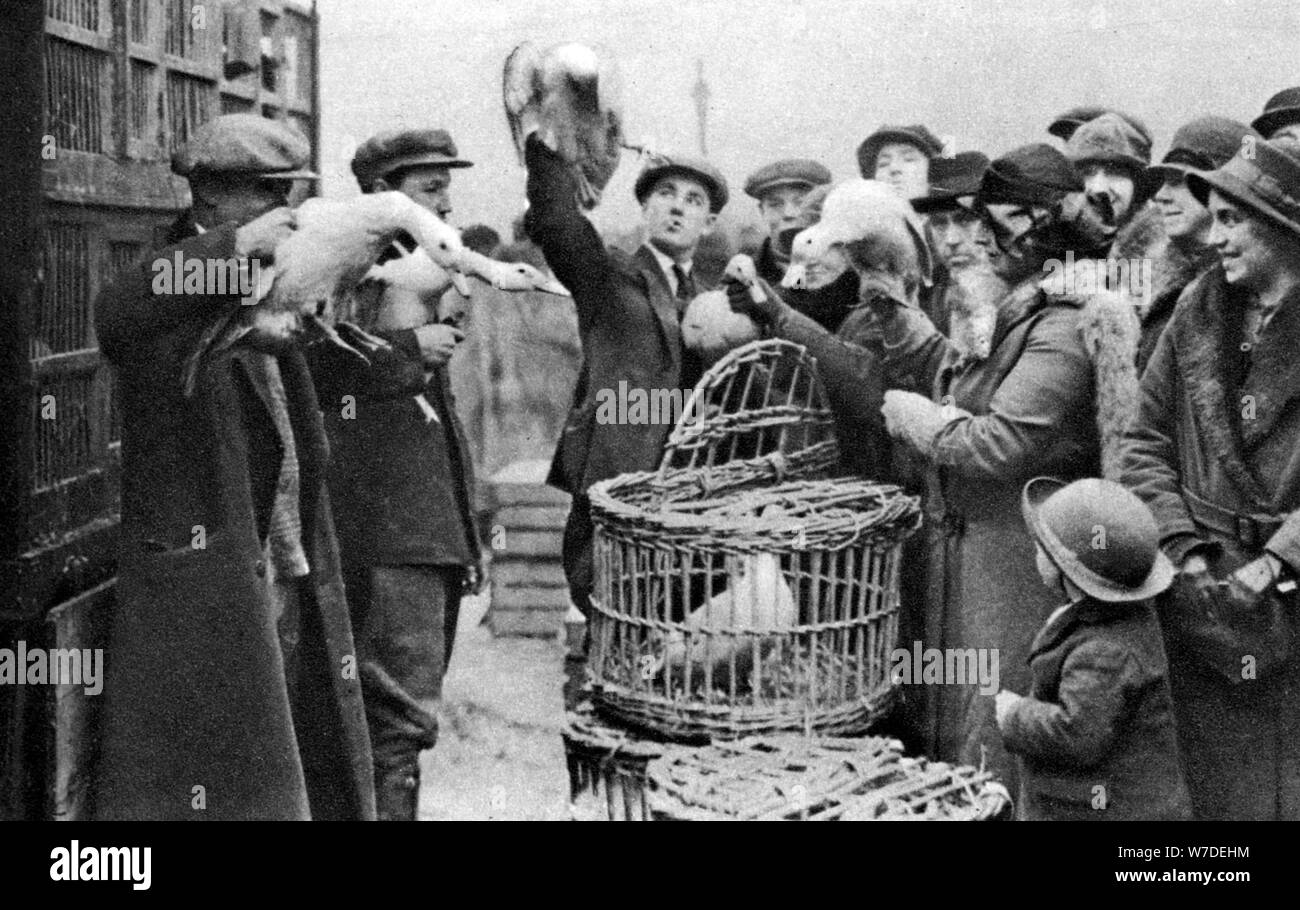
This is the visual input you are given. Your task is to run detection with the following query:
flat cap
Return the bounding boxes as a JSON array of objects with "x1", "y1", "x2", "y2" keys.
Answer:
[
  {"x1": 1066, "y1": 112, "x2": 1152, "y2": 173},
  {"x1": 743, "y1": 159, "x2": 832, "y2": 199},
  {"x1": 350, "y1": 128, "x2": 473, "y2": 188},
  {"x1": 856, "y1": 124, "x2": 945, "y2": 177},
  {"x1": 171, "y1": 113, "x2": 317, "y2": 179},
  {"x1": 911, "y1": 151, "x2": 990, "y2": 214},
  {"x1": 1252, "y1": 86, "x2": 1300, "y2": 139},
  {"x1": 1048, "y1": 106, "x2": 1152, "y2": 146},
  {"x1": 635, "y1": 153, "x2": 729, "y2": 213},
  {"x1": 978, "y1": 143, "x2": 1083, "y2": 207}
]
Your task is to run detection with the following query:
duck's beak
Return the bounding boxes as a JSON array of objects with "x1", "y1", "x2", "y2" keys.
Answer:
[
  {"x1": 534, "y1": 276, "x2": 571, "y2": 297},
  {"x1": 781, "y1": 263, "x2": 808, "y2": 290},
  {"x1": 449, "y1": 269, "x2": 472, "y2": 297}
]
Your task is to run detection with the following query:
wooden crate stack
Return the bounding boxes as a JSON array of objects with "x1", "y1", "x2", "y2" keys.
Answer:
[{"x1": 487, "y1": 460, "x2": 573, "y2": 637}]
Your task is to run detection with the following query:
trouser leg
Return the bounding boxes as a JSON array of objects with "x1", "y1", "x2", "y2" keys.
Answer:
[{"x1": 359, "y1": 660, "x2": 438, "y2": 821}]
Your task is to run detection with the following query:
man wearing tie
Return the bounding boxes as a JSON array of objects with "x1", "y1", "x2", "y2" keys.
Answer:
[{"x1": 522, "y1": 131, "x2": 729, "y2": 621}]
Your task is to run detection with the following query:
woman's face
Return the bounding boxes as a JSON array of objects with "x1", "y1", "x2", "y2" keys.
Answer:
[
  {"x1": 1153, "y1": 172, "x2": 1211, "y2": 242},
  {"x1": 874, "y1": 142, "x2": 930, "y2": 200}
]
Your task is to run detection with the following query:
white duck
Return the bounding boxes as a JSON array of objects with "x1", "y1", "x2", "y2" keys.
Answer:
[
  {"x1": 368, "y1": 245, "x2": 570, "y2": 298},
  {"x1": 662, "y1": 551, "x2": 798, "y2": 687},
  {"x1": 182, "y1": 192, "x2": 471, "y2": 394},
  {"x1": 503, "y1": 41, "x2": 626, "y2": 209},
  {"x1": 782, "y1": 179, "x2": 931, "y2": 294}
]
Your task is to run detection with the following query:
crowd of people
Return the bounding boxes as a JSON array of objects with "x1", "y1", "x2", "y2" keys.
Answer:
[{"x1": 88, "y1": 79, "x2": 1300, "y2": 821}]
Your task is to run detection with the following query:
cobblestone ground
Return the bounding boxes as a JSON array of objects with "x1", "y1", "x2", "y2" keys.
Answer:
[{"x1": 418, "y1": 591, "x2": 571, "y2": 821}]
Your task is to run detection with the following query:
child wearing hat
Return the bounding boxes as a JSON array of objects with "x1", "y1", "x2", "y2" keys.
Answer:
[{"x1": 994, "y1": 477, "x2": 1192, "y2": 821}]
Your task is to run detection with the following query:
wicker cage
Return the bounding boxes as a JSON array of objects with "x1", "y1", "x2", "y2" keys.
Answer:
[
  {"x1": 645, "y1": 735, "x2": 1012, "y2": 821},
  {"x1": 562, "y1": 703, "x2": 677, "y2": 821},
  {"x1": 587, "y1": 339, "x2": 921, "y2": 741}
]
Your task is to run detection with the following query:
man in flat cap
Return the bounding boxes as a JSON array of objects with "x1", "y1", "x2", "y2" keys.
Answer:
[
  {"x1": 92, "y1": 113, "x2": 376, "y2": 820},
  {"x1": 1252, "y1": 87, "x2": 1300, "y2": 142},
  {"x1": 1121, "y1": 137, "x2": 1300, "y2": 820},
  {"x1": 517, "y1": 111, "x2": 728, "y2": 633},
  {"x1": 314, "y1": 127, "x2": 484, "y2": 820},
  {"x1": 744, "y1": 158, "x2": 832, "y2": 286},
  {"x1": 857, "y1": 124, "x2": 945, "y2": 201}
]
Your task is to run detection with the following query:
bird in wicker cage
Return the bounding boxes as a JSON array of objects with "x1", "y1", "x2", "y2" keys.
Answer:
[{"x1": 658, "y1": 551, "x2": 798, "y2": 688}]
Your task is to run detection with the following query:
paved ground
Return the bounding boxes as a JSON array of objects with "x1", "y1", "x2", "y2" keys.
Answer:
[{"x1": 418, "y1": 591, "x2": 572, "y2": 821}]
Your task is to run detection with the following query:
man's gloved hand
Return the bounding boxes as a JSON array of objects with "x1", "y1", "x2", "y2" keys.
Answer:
[
  {"x1": 881, "y1": 389, "x2": 967, "y2": 457},
  {"x1": 1178, "y1": 552, "x2": 1220, "y2": 599},
  {"x1": 234, "y1": 206, "x2": 295, "y2": 259},
  {"x1": 724, "y1": 274, "x2": 786, "y2": 325}
]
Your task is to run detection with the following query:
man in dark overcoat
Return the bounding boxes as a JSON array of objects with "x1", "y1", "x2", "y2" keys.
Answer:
[
  {"x1": 92, "y1": 114, "x2": 376, "y2": 820},
  {"x1": 520, "y1": 123, "x2": 728, "y2": 615}
]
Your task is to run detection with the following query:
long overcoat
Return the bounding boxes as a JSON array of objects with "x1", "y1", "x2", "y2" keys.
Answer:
[
  {"x1": 92, "y1": 218, "x2": 375, "y2": 820},
  {"x1": 882, "y1": 276, "x2": 1101, "y2": 788},
  {"x1": 1119, "y1": 264, "x2": 1300, "y2": 820}
]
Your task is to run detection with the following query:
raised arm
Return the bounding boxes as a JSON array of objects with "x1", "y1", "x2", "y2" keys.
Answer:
[{"x1": 523, "y1": 135, "x2": 616, "y2": 333}]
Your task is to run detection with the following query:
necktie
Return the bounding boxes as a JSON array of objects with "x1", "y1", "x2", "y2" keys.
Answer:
[{"x1": 672, "y1": 264, "x2": 695, "y2": 307}]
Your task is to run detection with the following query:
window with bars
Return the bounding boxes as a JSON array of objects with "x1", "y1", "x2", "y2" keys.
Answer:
[
  {"x1": 167, "y1": 70, "x2": 213, "y2": 152},
  {"x1": 46, "y1": 0, "x2": 100, "y2": 31},
  {"x1": 32, "y1": 373, "x2": 97, "y2": 492},
  {"x1": 128, "y1": 59, "x2": 158, "y2": 145},
  {"x1": 164, "y1": 0, "x2": 205, "y2": 59},
  {"x1": 35, "y1": 222, "x2": 92, "y2": 360},
  {"x1": 129, "y1": 0, "x2": 149, "y2": 43},
  {"x1": 45, "y1": 36, "x2": 107, "y2": 154}
]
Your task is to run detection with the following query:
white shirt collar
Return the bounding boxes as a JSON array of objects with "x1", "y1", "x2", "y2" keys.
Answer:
[{"x1": 645, "y1": 243, "x2": 693, "y2": 296}]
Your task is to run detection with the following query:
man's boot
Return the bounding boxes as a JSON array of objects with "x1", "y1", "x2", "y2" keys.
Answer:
[{"x1": 375, "y1": 757, "x2": 421, "y2": 821}]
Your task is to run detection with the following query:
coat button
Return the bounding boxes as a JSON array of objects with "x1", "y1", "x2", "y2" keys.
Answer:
[{"x1": 255, "y1": 559, "x2": 267, "y2": 578}]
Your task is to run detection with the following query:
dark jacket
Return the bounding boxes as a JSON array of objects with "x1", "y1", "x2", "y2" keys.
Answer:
[
  {"x1": 882, "y1": 276, "x2": 1101, "y2": 788},
  {"x1": 1119, "y1": 264, "x2": 1300, "y2": 819},
  {"x1": 312, "y1": 320, "x2": 481, "y2": 570},
  {"x1": 91, "y1": 216, "x2": 375, "y2": 820},
  {"x1": 525, "y1": 136, "x2": 699, "y2": 496},
  {"x1": 1001, "y1": 598, "x2": 1192, "y2": 821}
]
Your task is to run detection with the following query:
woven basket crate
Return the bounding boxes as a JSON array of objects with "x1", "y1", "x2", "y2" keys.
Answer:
[
  {"x1": 562, "y1": 702, "x2": 678, "y2": 821},
  {"x1": 587, "y1": 339, "x2": 921, "y2": 741},
  {"x1": 645, "y1": 735, "x2": 1013, "y2": 821}
]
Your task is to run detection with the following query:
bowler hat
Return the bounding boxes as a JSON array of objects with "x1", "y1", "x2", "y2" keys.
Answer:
[
  {"x1": 911, "y1": 151, "x2": 990, "y2": 214},
  {"x1": 351, "y1": 128, "x2": 472, "y2": 188},
  {"x1": 1022, "y1": 477, "x2": 1174, "y2": 603},
  {"x1": 172, "y1": 113, "x2": 318, "y2": 180},
  {"x1": 1187, "y1": 138, "x2": 1300, "y2": 239},
  {"x1": 1252, "y1": 87, "x2": 1300, "y2": 139},
  {"x1": 856, "y1": 124, "x2": 945, "y2": 178},
  {"x1": 977, "y1": 143, "x2": 1083, "y2": 208},
  {"x1": 1047, "y1": 105, "x2": 1152, "y2": 146},
  {"x1": 634, "y1": 153, "x2": 729, "y2": 213},
  {"x1": 744, "y1": 158, "x2": 832, "y2": 200},
  {"x1": 1148, "y1": 116, "x2": 1258, "y2": 183}
]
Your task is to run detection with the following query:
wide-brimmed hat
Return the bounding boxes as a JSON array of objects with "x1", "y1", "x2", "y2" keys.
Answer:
[
  {"x1": 1187, "y1": 138, "x2": 1300, "y2": 239},
  {"x1": 912, "y1": 151, "x2": 990, "y2": 214},
  {"x1": 1148, "y1": 116, "x2": 1258, "y2": 184},
  {"x1": 351, "y1": 128, "x2": 473, "y2": 188},
  {"x1": 1252, "y1": 87, "x2": 1300, "y2": 139},
  {"x1": 977, "y1": 143, "x2": 1083, "y2": 208},
  {"x1": 172, "y1": 113, "x2": 318, "y2": 180},
  {"x1": 634, "y1": 153, "x2": 729, "y2": 213},
  {"x1": 1022, "y1": 477, "x2": 1174, "y2": 603},
  {"x1": 856, "y1": 124, "x2": 945, "y2": 177}
]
